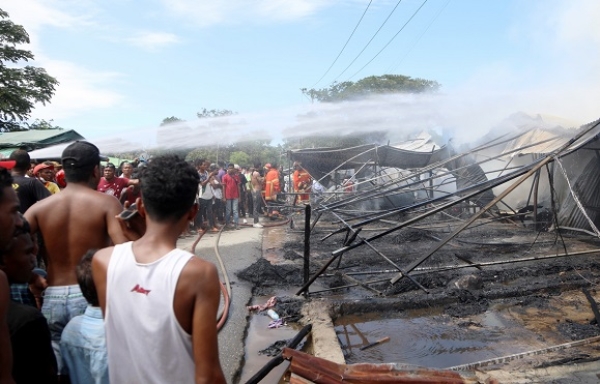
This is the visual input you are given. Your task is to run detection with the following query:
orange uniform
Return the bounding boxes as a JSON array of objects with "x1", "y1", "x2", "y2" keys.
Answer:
[
  {"x1": 293, "y1": 169, "x2": 311, "y2": 203},
  {"x1": 264, "y1": 168, "x2": 280, "y2": 201}
]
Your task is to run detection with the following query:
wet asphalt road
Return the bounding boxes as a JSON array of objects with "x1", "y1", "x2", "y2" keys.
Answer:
[{"x1": 178, "y1": 224, "x2": 263, "y2": 384}]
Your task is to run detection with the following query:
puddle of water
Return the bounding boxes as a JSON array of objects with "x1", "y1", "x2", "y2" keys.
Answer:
[
  {"x1": 335, "y1": 305, "x2": 547, "y2": 369},
  {"x1": 238, "y1": 300, "x2": 302, "y2": 383}
]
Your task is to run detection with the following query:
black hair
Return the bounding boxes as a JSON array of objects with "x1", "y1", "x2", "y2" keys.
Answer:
[
  {"x1": 77, "y1": 249, "x2": 99, "y2": 306},
  {"x1": 0, "y1": 168, "x2": 13, "y2": 199},
  {"x1": 9, "y1": 150, "x2": 30, "y2": 171},
  {"x1": 140, "y1": 155, "x2": 199, "y2": 222},
  {"x1": 105, "y1": 163, "x2": 116, "y2": 170}
]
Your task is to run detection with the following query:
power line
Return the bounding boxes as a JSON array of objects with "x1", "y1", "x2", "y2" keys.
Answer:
[
  {"x1": 312, "y1": 0, "x2": 373, "y2": 88},
  {"x1": 332, "y1": 0, "x2": 404, "y2": 83},
  {"x1": 346, "y1": 0, "x2": 429, "y2": 81},
  {"x1": 388, "y1": 0, "x2": 451, "y2": 73}
]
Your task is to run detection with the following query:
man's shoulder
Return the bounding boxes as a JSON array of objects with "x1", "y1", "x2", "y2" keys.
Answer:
[{"x1": 179, "y1": 256, "x2": 218, "y2": 284}]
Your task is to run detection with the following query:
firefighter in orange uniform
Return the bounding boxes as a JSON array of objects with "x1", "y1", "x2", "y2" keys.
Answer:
[
  {"x1": 264, "y1": 163, "x2": 280, "y2": 216},
  {"x1": 292, "y1": 162, "x2": 311, "y2": 204}
]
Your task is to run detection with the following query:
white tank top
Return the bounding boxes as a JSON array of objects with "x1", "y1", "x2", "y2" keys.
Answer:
[{"x1": 105, "y1": 242, "x2": 195, "y2": 383}]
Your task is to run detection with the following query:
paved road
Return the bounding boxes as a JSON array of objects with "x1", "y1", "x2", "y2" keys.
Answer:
[{"x1": 178, "y1": 224, "x2": 263, "y2": 384}]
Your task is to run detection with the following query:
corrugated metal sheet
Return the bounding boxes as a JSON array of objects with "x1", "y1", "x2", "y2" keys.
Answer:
[
  {"x1": 0, "y1": 130, "x2": 61, "y2": 143},
  {"x1": 0, "y1": 129, "x2": 85, "y2": 151},
  {"x1": 392, "y1": 132, "x2": 440, "y2": 153},
  {"x1": 283, "y1": 348, "x2": 470, "y2": 383},
  {"x1": 290, "y1": 144, "x2": 446, "y2": 183},
  {"x1": 501, "y1": 129, "x2": 568, "y2": 157},
  {"x1": 0, "y1": 147, "x2": 17, "y2": 158}
]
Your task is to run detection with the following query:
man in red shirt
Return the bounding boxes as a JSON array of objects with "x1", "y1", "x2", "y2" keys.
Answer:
[
  {"x1": 97, "y1": 163, "x2": 136, "y2": 200},
  {"x1": 221, "y1": 164, "x2": 240, "y2": 230}
]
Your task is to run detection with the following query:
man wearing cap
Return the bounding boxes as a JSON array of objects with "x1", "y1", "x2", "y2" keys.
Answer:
[
  {"x1": 33, "y1": 162, "x2": 60, "y2": 195},
  {"x1": 97, "y1": 163, "x2": 135, "y2": 200},
  {"x1": 24, "y1": 141, "x2": 129, "y2": 375},
  {"x1": 9, "y1": 150, "x2": 51, "y2": 213}
]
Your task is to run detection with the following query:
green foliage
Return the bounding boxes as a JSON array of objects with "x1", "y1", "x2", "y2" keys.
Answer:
[
  {"x1": 301, "y1": 74, "x2": 440, "y2": 103},
  {"x1": 0, "y1": 9, "x2": 59, "y2": 131},
  {"x1": 229, "y1": 151, "x2": 250, "y2": 167},
  {"x1": 197, "y1": 108, "x2": 236, "y2": 119},
  {"x1": 283, "y1": 131, "x2": 388, "y2": 150},
  {"x1": 28, "y1": 119, "x2": 63, "y2": 130},
  {"x1": 160, "y1": 116, "x2": 185, "y2": 126},
  {"x1": 185, "y1": 147, "x2": 219, "y2": 164}
]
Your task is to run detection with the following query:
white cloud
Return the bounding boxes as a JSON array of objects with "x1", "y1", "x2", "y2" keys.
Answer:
[
  {"x1": 548, "y1": 0, "x2": 600, "y2": 46},
  {"x1": 1, "y1": 1, "x2": 96, "y2": 51},
  {"x1": 126, "y1": 31, "x2": 181, "y2": 51},
  {"x1": 2, "y1": 1, "x2": 125, "y2": 121},
  {"x1": 158, "y1": 0, "x2": 336, "y2": 27},
  {"x1": 30, "y1": 57, "x2": 124, "y2": 120}
]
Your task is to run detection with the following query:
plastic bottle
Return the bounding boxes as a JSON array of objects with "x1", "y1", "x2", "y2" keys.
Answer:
[{"x1": 266, "y1": 309, "x2": 280, "y2": 320}]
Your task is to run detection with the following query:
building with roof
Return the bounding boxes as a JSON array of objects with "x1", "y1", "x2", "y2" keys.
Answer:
[{"x1": 0, "y1": 129, "x2": 85, "y2": 158}]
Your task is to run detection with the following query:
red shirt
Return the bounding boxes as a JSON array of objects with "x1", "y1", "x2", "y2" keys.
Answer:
[
  {"x1": 221, "y1": 173, "x2": 240, "y2": 199},
  {"x1": 97, "y1": 177, "x2": 129, "y2": 199}
]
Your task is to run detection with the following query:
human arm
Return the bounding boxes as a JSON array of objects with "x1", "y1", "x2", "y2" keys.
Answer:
[
  {"x1": 91, "y1": 247, "x2": 112, "y2": 315},
  {"x1": 119, "y1": 187, "x2": 130, "y2": 205},
  {"x1": 0, "y1": 271, "x2": 15, "y2": 384},
  {"x1": 106, "y1": 196, "x2": 130, "y2": 244},
  {"x1": 190, "y1": 262, "x2": 226, "y2": 384},
  {"x1": 126, "y1": 178, "x2": 139, "y2": 187}
]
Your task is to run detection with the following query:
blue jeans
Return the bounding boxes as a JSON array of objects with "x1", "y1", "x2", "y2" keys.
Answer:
[
  {"x1": 42, "y1": 285, "x2": 88, "y2": 373},
  {"x1": 252, "y1": 190, "x2": 262, "y2": 224},
  {"x1": 225, "y1": 198, "x2": 239, "y2": 226}
]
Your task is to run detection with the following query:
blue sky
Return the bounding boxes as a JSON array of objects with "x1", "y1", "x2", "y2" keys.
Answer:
[{"x1": 3, "y1": 0, "x2": 599, "y2": 149}]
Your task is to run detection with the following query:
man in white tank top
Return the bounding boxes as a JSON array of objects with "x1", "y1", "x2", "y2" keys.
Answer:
[{"x1": 92, "y1": 155, "x2": 226, "y2": 383}]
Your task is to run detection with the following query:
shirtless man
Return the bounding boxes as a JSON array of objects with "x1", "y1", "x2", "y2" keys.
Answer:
[
  {"x1": 24, "y1": 141, "x2": 128, "y2": 372},
  {"x1": 0, "y1": 164, "x2": 24, "y2": 384},
  {"x1": 92, "y1": 154, "x2": 225, "y2": 383}
]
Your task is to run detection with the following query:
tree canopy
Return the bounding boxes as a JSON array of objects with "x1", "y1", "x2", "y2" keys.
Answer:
[
  {"x1": 301, "y1": 74, "x2": 440, "y2": 103},
  {"x1": 0, "y1": 9, "x2": 59, "y2": 131},
  {"x1": 197, "y1": 108, "x2": 236, "y2": 119}
]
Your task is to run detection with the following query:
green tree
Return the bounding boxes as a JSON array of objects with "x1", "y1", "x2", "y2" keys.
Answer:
[
  {"x1": 28, "y1": 118, "x2": 63, "y2": 130},
  {"x1": 301, "y1": 74, "x2": 440, "y2": 103},
  {"x1": 283, "y1": 131, "x2": 388, "y2": 150},
  {"x1": 0, "y1": 9, "x2": 59, "y2": 131},
  {"x1": 229, "y1": 151, "x2": 250, "y2": 167},
  {"x1": 160, "y1": 116, "x2": 185, "y2": 126},
  {"x1": 196, "y1": 108, "x2": 236, "y2": 119},
  {"x1": 185, "y1": 147, "x2": 220, "y2": 164}
]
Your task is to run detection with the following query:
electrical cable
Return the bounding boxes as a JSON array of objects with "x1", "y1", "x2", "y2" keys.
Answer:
[
  {"x1": 332, "y1": 0, "x2": 404, "y2": 82},
  {"x1": 347, "y1": 0, "x2": 429, "y2": 81},
  {"x1": 312, "y1": 0, "x2": 373, "y2": 88},
  {"x1": 388, "y1": 0, "x2": 451, "y2": 73}
]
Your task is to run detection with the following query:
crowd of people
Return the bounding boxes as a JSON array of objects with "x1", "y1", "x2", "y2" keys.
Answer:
[
  {"x1": 0, "y1": 142, "x2": 232, "y2": 383},
  {"x1": 0, "y1": 142, "x2": 317, "y2": 383}
]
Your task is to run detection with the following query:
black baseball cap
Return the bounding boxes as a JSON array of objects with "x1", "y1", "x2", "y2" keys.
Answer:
[{"x1": 61, "y1": 141, "x2": 108, "y2": 169}]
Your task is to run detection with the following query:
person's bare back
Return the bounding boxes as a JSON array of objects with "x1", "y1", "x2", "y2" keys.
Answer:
[{"x1": 25, "y1": 183, "x2": 126, "y2": 286}]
